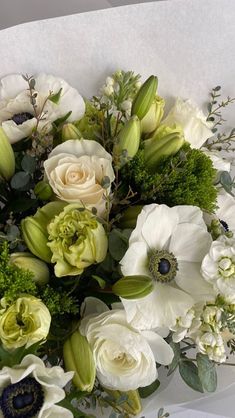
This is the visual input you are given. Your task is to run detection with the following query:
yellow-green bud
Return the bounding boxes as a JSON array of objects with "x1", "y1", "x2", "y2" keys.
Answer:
[
  {"x1": 119, "y1": 205, "x2": 143, "y2": 229},
  {"x1": 104, "y1": 389, "x2": 142, "y2": 415},
  {"x1": 10, "y1": 252, "x2": 49, "y2": 285},
  {"x1": 112, "y1": 275, "x2": 154, "y2": 299},
  {"x1": 131, "y1": 75, "x2": 158, "y2": 120},
  {"x1": 63, "y1": 329, "x2": 96, "y2": 392},
  {"x1": 61, "y1": 123, "x2": 82, "y2": 141},
  {"x1": 141, "y1": 95, "x2": 165, "y2": 135},
  {"x1": 0, "y1": 127, "x2": 15, "y2": 180},
  {"x1": 144, "y1": 124, "x2": 185, "y2": 171},
  {"x1": 34, "y1": 181, "x2": 53, "y2": 200},
  {"x1": 114, "y1": 116, "x2": 140, "y2": 167},
  {"x1": 21, "y1": 202, "x2": 67, "y2": 263}
]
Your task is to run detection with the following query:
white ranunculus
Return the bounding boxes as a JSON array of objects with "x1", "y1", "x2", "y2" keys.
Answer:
[
  {"x1": 0, "y1": 354, "x2": 73, "y2": 418},
  {"x1": 162, "y1": 98, "x2": 213, "y2": 149},
  {"x1": 80, "y1": 309, "x2": 173, "y2": 391},
  {"x1": 201, "y1": 148, "x2": 231, "y2": 172},
  {"x1": 120, "y1": 204, "x2": 215, "y2": 330},
  {"x1": 44, "y1": 139, "x2": 115, "y2": 217},
  {"x1": 201, "y1": 236, "x2": 235, "y2": 301},
  {"x1": 0, "y1": 74, "x2": 85, "y2": 143}
]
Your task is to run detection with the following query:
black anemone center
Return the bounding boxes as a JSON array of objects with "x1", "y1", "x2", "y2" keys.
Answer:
[
  {"x1": 0, "y1": 376, "x2": 44, "y2": 418},
  {"x1": 11, "y1": 112, "x2": 33, "y2": 125},
  {"x1": 148, "y1": 250, "x2": 178, "y2": 283},
  {"x1": 220, "y1": 219, "x2": 229, "y2": 232}
]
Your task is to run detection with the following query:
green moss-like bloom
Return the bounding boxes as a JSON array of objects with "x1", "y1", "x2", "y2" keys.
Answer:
[{"x1": 47, "y1": 204, "x2": 108, "y2": 277}]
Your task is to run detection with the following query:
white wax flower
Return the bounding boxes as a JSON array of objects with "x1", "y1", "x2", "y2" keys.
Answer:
[
  {"x1": 0, "y1": 74, "x2": 85, "y2": 143},
  {"x1": 80, "y1": 309, "x2": 173, "y2": 391},
  {"x1": 201, "y1": 236, "x2": 235, "y2": 301},
  {"x1": 0, "y1": 354, "x2": 73, "y2": 418},
  {"x1": 162, "y1": 98, "x2": 213, "y2": 149},
  {"x1": 44, "y1": 139, "x2": 115, "y2": 217},
  {"x1": 120, "y1": 204, "x2": 214, "y2": 330}
]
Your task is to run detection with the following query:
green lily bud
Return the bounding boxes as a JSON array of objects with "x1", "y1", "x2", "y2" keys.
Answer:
[
  {"x1": 141, "y1": 95, "x2": 165, "y2": 135},
  {"x1": 63, "y1": 329, "x2": 96, "y2": 392},
  {"x1": 112, "y1": 275, "x2": 154, "y2": 299},
  {"x1": 21, "y1": 202, "x2": 67, "y2": 263},
  {"x1": 34, "y1": 181, "x2": 53, "y2": 200},
  {"x1": 119, "y1": 205, "x2": 143, "y2": 229},
  {"x1": 0, "y1": 127, "x2": 15, "y2": 180},
  {"x1": 131, "y1": 75, "x2": 158, "y2": 120},
  {"x1": 105, "y1": 389, "x2": 142, "y2": 415},
  {"x1": 114, "y1": 116, "x2": 140, "y2": 167},
  {"x1": 10, "y1": 252, "x2": 49, "y2": 285},
  {"x1": 61, "y1": 123, "x2": 82, "y2": 141},
  {"x1": 144, "y1": 124, "x2": 185, "y2": 171}
]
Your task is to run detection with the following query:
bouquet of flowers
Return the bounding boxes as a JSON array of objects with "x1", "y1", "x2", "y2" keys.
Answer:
[{"x1": 0, "y1": 69, "x2": 234, "y2": 418}]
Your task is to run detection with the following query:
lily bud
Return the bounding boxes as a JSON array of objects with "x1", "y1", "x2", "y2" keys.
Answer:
[
  {"x1": 0, "y1": 127, "x2": 15, "y2": 180},
  {"x1": 112, "y1": 275, "x2": 154, "y2": 299},
  {"x1": 119, "y1": 205, "x2": 143, "y2": 229},
  {"x1": 105, "y1": 389, "x2": 142, "y2": 415},
  {"x1": 10, "y1": 253, "x2": 49, "y2": 285},
  {"x1": 63, "y1": 329, "x2": 96, "y2": 392},
  {"x1": 114, "y1": 116, "x2": 140, "y2": 167},
  {"x1": 21, "y1": 201, "x2": 67, "y2": 263},
  {"x1": 144, "y1": 124, "x2": 185, "y2": 171},
  {"x1": 34, "y1": 181, "x2": 53, "y2": 200},
  {"x1": 141, "y1": 95, "x2": 165, "y2": 135},
  {"x1": 61, "y1": 123, "x2": 82, "y2": 141},
  {"x1": 131, "y1": 75, "x2": 158, "y2": 120}
]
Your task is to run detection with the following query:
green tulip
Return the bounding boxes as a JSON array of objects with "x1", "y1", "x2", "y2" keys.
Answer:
[{"x1": 0, "y1": 127, "x2": 15, "y2": 180}]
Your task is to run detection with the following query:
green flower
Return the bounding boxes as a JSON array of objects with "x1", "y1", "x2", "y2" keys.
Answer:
[
  {"x1": 47, "y1": 204, "x2": 108, "y2": 277},
  {"x1": 0, "y1": 296, "x2": 51, "y2": 351}
]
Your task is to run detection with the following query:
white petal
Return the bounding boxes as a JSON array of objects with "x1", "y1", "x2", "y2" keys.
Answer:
[
  {"x1": 176, "y1": 260, "x2": 216, "y2": 300},
  {"x1": 216, "y1": 189, "x2": 235, "y2": 233},
  {"x1": 141, "y1": 331, "x2": 174, "y2": 365},
  {"x1": 81, "y1": 297, "x2": 109, "y2": 318},
  {"x1": 120, "y1": 241, "x2": 149, "y2": 277},
  {"x1": 41, "y1": 405, "x2": 73, "y2": 418},
  {"x1": 0, "y1": 74, "x2": 28, "y2": 99},
  {"x1": 174, "y1": 205, "x2": 206, "y2": 227}
]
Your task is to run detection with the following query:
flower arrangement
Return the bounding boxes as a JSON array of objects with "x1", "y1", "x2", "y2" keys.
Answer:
[{"x1": 0, "y1": 69, "x2": 234, "y2": 418}]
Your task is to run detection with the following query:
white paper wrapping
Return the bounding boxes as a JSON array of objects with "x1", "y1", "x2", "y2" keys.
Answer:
[{"x1": 0, "y1": 0, "x2": 235, "y2": 416}]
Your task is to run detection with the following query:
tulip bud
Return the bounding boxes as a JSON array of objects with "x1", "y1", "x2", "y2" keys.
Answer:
[
  {"x1": 63, "y1": 329, "x2": 96, "y2": 392},
  {"x1": 112, "y1": 275, "x2": 154, "y2": 299},
  {"x1": 61, "y1": 123, "x2": 82, "y2": 141},
  {"x1": 114, "y1": 116, "x2": 141, "y2": 167},
  {"x1": 144, "y1": 124, "x2": 185, "y2": 171},
  {"x1": 141, "y1": 95, "x2": 165, "y2": 135},
  {"x1": 0, "y1": 127, "x2": 15, "y2": 180},
  {"x1": 131, "y1": 75, "x2": 158, "y2": 120},
  {"x1": 10, "y1": 253, "x2": 49, "y2": 285},
  {"x1": 34, "y1": 181, "x2": 53, "y2": 200},
  {"x1": 118, "y1": 205, "x2": 143, "y2": 229},
  {"x1": 105, "y1": 389, "x2": 142, "y2": 415}
]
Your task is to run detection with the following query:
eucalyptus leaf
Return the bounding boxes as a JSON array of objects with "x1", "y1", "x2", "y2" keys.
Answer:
[
  {"x1": 179, "y1": 360, "x2": 204, "y2": 393},
  {"x1": 11, "y1": 171, "x2": 31, "y2": 190},
  {"x1": 138, "y1": 378, "x2": 160, "y2": 399},
  {"x1": 21, "y1": 154, "x2": 36, "y2": 174},
  {"x1": 108, "y1": 228, "x2": 131, "y2": 261},
  {"x1": 196, "y1": 353, "x2": 217, "y2": 392},
  {"x1": 167, "y1": 342, "x2": 181, "y2": 376},
  {"x1": 219, "y1": 171, "x2": 233, "y2": 194}
]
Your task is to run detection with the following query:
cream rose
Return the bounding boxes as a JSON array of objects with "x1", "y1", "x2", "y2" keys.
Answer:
[{"x1": 44, "y1": 139, "x2": 115, "y2": 217}]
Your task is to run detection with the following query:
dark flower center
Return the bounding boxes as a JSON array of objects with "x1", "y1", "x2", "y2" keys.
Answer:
[
  {"x1": 0, "y1": 376, "x2": 44, "y2": 418},
  {"x1": 220, "y1": 219, "x2": 229, "y2": 232},
  {"x1": 11, "y1": 112, "x2": 33, "y2": 125},
  {"x1": 148, "y1": 249, "x2": 178, "y2": 283}
]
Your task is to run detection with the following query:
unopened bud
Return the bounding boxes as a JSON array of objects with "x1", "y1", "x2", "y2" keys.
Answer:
[
  {"x1": 10, "y1": 253, "x2": 49, "y2": 285},
  {"x1": 112, "y1": 275, "x2": 154, "y2": 299},
  {"x1": 61, "y1": 123, "x2": 82, "y2": 141},
  {"x1": 141, "y1": 95, "x2": 165, "y2": 135},
  {"x1": 131, "y1": 75, "x2": 158, "y2": 120},
  {"x1": 0, "y1": 127, "x2": 15, "y2": 180},
  {"x1": 114, "y1": 116, "x2": 140, "y2": 167},
  {"x1": 34, "y1": 181, "x2": 53, "y2": 200},
  {"x1": 105, "y1": 389, "x2": 142, "y2": 415}
]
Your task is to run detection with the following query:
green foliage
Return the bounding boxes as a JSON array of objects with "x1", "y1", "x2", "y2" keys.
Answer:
[
  {"x1": 40, "y1": 285, "x2": 79, "y2": 316},
  {"x1": 125, "y1": 144, "x2": 217, "y2": 212},
  {"x1": 196, "y1": 353, "x2": 217, "y2": 392},
  {"x1": 179, "y1": 359, "x2": 204, "y2": 393},
  {"x1": 138, "y1": 379, "x2": 160, "y2": 399}
]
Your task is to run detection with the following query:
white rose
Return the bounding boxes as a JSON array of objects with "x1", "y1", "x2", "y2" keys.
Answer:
[
  {"x1": 44, "y1": 139, "x2": 115, "y2": 217},
  {"x1": 162, "y1": 98, "x2": 213, "y2": 149},
  {"x1": 0, "y1": 74, "x2": 85, "y2": 143},
  {"x1": 80, "y1": 309, "x2": 173, "y2": 391}
]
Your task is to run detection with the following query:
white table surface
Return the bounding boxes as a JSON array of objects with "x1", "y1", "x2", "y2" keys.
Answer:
[{"x1": 0, "y1": 0, "x2": 234, "y2": 417}]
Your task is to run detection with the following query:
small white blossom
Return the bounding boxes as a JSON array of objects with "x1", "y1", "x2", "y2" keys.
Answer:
[
  {"x1": 120, "y1": 99, "x2": 132, "y2": 112},
  {"x1": 171, "y1": 307, "x2": 201, "y2": 343},
  {"x1": 106, "y1": 76, "x2": 115, "y2": 86},
  {"x1": 102, "y1": 85, "x2": 114, "y2": 96},
  {"x1": 196, "y1": 331, "x2": 226, "y2": 363}
]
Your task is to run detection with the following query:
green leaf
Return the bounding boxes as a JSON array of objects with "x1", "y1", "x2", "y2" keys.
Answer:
[
  {"x1": 49, "y1": 88, "x2": 63, "y2": 104},
  {"x1": 7, "y1": 197, "x2": 38, "y2": 213},
  {"x1": 219, "y1": 171, "x2": 234, "y2": 194},
  {"x1": 92, "y1": 275, "x2": 106, "y2": 289},
  {"x1": 53, "y1": 111, "x2": 72, "y2": 127},
  {"x1": 21, "y1": 155, "x2": 36, "y2": 174},
  {"x1": 196, "y1": 353, "x2": 217, "y2": 392},
  {"x1": 179, "y1": 360, "x2": 204, "y2": 393},
  {"x1": 167, "y1": 342, "x2": 181, "y2": 376},
  {"x1": 10, "y1": 171, "x2": 31, "y2": 190},
  {"x1": 108, "y1": 229, "x2": 131, "y2": 261},
  {"x1": 138, "y1": 378, "x2": 160, "y2": 398}
]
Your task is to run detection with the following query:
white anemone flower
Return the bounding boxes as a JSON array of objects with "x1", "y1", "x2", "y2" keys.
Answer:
[
  {"x1": 201, "y1": 148, "x2": 231, "y2": 173},
  {"x1": 120, "y1": 204, "x2": 214, "y2": 330},
  {"x1": 204, "y1": 188, "x2": 235, "y2": 235},
  {"x1": 0, "y1": 74, "x2": 85, "y2": 144},
  {"x1": 0, "y1": 354, "x2": 73, "y2": 418},
  {"x1": 201, "y1": 236, "x2": 235, "y2": 301}
]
